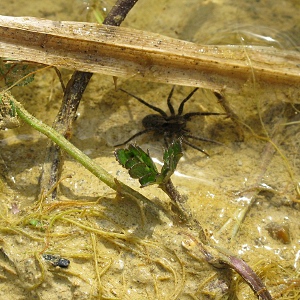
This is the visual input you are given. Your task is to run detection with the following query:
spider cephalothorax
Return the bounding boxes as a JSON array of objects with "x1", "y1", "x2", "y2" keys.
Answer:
[{"x1": 115, "y1": 86, "x2": 227, "y2": 156}]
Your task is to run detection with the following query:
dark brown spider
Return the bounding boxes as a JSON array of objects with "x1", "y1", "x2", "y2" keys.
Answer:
[{"x1": 115, "y1": 86, "x2": 227, "y2": 156}]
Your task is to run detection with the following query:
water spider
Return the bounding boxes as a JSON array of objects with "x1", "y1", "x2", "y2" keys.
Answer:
[{"x1": 115, "y1": 86, "x2": 227, "y2": 156}]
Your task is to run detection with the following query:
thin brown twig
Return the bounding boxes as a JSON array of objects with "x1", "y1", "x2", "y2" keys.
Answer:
[
  {"x1": 103, "y1": 0, "x2": 139, "y2": 26},
  {"x1": 39, "y1": 0, "x2": 139, "y2": 200}
]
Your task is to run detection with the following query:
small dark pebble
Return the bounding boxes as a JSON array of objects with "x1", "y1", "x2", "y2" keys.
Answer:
[
  {"x1": 56, "y1": 258, "x2": 70, "y2": 268},
  {"x1": 43, "y1": 254, "x2": 70, "y2": 268}
]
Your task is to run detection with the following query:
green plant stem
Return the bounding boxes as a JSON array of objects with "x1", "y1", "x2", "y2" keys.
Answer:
[
  {"x1": 13, "y1": 99, "x2": 160, "y2": 210},
  {"x1": 159, "y1": 179, "x2": 206, "y2": 239},
  {"x1": 16, "y1": 101, "x2": 114, "y2": 188},
  {"x1": 159, "y1": 180, "x2": 190, "y2": 221}
]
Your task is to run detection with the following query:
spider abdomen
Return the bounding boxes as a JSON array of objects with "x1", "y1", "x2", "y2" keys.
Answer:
[{"x1": 142, "y1": 114, "x2": 186, "y2": 136}]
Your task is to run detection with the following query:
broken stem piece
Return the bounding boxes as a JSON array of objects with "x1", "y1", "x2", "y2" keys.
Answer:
[
  {"x1": 182, "y1": 234, "x2": 273, "y2": 300},
  {"x1": 39, "y1": 71, "x2": 93, "y2": 199}
]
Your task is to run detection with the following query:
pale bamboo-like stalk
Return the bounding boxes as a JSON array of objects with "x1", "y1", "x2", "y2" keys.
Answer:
[{"x1": 0, "y1": 15, "x2": 299, "y2": 93}]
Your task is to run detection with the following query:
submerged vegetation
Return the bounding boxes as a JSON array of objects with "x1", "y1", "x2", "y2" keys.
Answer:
[{"x1": 0, "y1": 91, "x2": 298, "y2": 299}]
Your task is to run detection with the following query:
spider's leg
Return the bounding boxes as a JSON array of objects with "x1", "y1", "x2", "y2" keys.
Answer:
[
  {"x1": 178, "y1": 88, "x2": 199, "y2": 115},
  {"x1": 167, "y1": 86, "x2": 176, "y2": 116},
  {"x1": 183, "y1": 111, "x2": 227, "y2": 120},
  {"x1": 114, "y1": 128, "x2": 153, "y2": 147},
  {"x1": 120, "y1": 89, "x2": 167, "y2": 117},
  {"x1": 182, "y1": 138, "x2": 210, "y2": 156},
  {"x1": 184, "y1": 133, "x2": 224, "y2": 145}
]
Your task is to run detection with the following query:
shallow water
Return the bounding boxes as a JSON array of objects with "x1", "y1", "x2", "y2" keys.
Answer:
[{"x1": 0, "y1": 1, "x2": 299, "y2": 299}]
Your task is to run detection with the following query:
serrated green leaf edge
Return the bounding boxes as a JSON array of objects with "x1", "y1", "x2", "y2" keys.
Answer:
[
  {"x1": 114, "y1": 139, "x2": 182, "y2": 187},
  {"x1": 115, "y1": 144, "x2": 159, "y2": 187}
]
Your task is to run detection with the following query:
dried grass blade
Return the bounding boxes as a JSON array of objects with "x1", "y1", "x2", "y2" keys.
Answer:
[{"x1": 0, "y1": 15, "x2": 299, "y2": 92}]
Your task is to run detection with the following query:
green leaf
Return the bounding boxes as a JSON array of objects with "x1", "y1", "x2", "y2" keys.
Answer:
[
  {"x1": 128, "y1": 144, "x2": 158, "y2": 172},
  {"x1": 114, "y1": 139, "x2": 183, "y2": 187},
  {"x1": 160, "y1": 139, "x2": 183, "y2": 183},
  {"x1": 139, "y1": 173, "x2": 159, "y2": 187},
  {"x1": 129, "y1": 162, "x2": 150, "y2": 179},
  {"x1": 114, "y1": 148, "x2": 134, "y2": 166},
  {"x1": 114, "y1": 144, "x2": 159, "y2": 187}
]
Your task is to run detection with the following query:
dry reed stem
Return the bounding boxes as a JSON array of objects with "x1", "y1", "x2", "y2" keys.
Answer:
[{"x1": 0, "y1": 16, "x2": 299, "y2": 94}]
